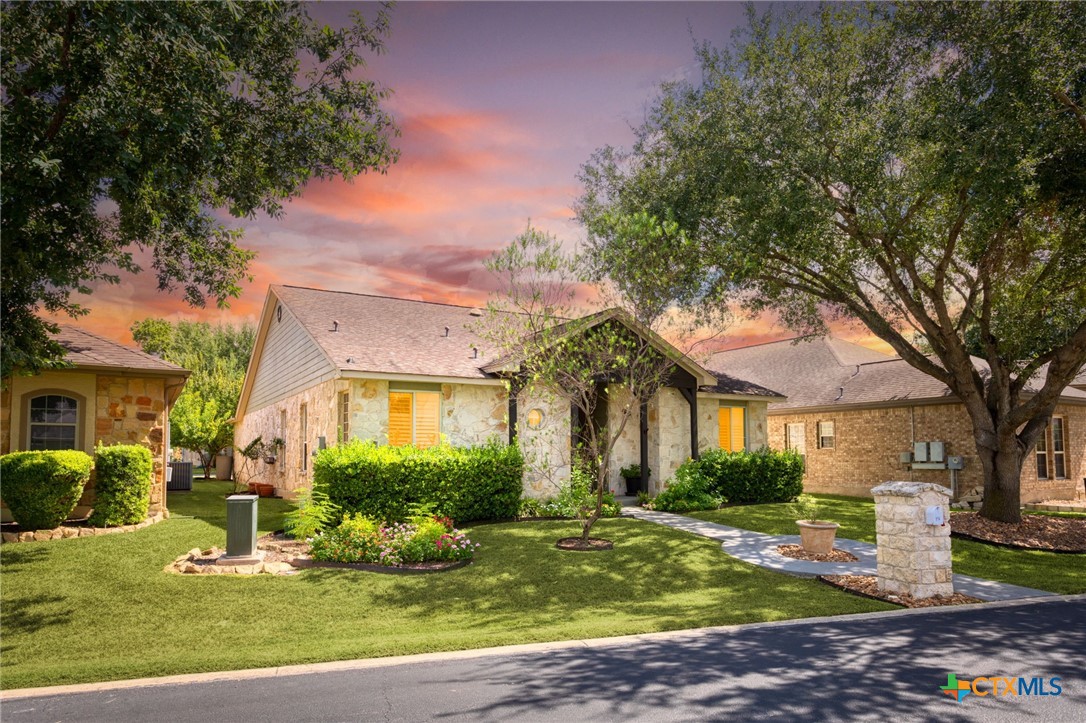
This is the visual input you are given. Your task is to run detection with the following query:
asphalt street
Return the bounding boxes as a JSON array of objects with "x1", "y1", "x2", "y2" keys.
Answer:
[{"x1": 3, "y1": 596, "x2": 1083, "y2": 722}]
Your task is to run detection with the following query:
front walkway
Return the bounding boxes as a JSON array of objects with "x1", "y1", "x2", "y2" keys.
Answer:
[{"x1": 621, "y1": 507, "x2": 1055, "y2": 602}]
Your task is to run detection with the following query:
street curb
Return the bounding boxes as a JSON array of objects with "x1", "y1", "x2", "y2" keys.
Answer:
[{"x1": 3, "y1": 593, "x2": 1083, "y2": 701}]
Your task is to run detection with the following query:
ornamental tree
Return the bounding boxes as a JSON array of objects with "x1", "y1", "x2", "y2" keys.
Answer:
[
  {"x1": 480, "y1": 225, "x2": 680, "y2": 544},
  {"x1": 1, "y1": 1, "x2": 398, "y2": 378},
  {"x1": 578, "y1": 2, "x2": 1086, "y2": 522}
]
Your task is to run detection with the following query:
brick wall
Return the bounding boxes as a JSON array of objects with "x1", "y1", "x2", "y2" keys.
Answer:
[{"x1": 769, "y1": 402, "x2": 1085, "y2": 503}]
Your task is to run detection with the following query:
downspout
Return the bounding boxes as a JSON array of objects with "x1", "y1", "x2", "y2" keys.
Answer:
[{"x1": 909, "y1": 406, "x2": 916, "y2": 483}]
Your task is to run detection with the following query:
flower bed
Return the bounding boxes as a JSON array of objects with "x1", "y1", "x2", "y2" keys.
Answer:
[{"x1": 308, "y1": 513, "x2": 479, "y2": 567}]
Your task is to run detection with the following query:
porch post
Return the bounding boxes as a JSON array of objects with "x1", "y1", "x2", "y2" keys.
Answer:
[
  {"x1": 507, "y1": 375, "x2": 523, "y2": 446},
  {"x1": 639, "y1": 396, "x2": 649, "y2": 494},
  {"x1": 678, "y1": 385, "x2": 699, "y2": 460}
]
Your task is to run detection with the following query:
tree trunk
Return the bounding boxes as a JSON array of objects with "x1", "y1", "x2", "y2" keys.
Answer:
[
  {"x1": 976, "y1": 434, "x2": 1025, "y2": 523},
  {"x1": 200, "y1": 452, "x2": 212, "y2": 479}
]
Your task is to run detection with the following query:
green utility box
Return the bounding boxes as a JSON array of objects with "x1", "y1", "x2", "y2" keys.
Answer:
[{"x1": 226, "y1": 494, "x2": 259, "y2": 558}]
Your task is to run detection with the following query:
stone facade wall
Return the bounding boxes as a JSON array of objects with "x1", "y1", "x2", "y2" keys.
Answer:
[
  {"x1": 94, "y1": 375, "x2": 169, "y2": 514},
  {"x1": 767, "y1": 402, "x2": 1086, "y2": 503},
  {"x1": 604, "y1": 387, "x2": 641, "y2": 494},
  {"x1": 873, "y1": 481, "x2": 953, "y2": 599},
  {"x1": 440, "y1": 382, "x2": 508, "y2": 446},
  {"x1": 2, "y1": 371, "x2": 175, "y2": 520},
  {"x1": 518, "y1": 387, "x2": 571, "y2": 498}
]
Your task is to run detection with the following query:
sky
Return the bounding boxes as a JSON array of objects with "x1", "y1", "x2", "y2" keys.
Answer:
[{"x1": 69, "y1": 1, "x2": 888, "y2": 354}]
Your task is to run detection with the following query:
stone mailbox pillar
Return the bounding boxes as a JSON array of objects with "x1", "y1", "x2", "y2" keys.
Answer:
[{"x1": 871, "y1": 481, "x2": 952, "y2": 599}]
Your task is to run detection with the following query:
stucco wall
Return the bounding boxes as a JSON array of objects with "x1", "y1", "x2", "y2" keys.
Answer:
[{"x1": 767, "y1": 401, "x2": 1086, "y2": 502}]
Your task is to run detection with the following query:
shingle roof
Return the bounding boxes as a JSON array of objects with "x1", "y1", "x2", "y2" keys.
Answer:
[
  {"x1": 273, "y1": 285, "x2": 496, "y2": 379},
  {"x1": 53, "y1": 325, "x2": 188, "y2": 375},
  {"x1": 700, "y1": 371, "x2": 786, "y2": 399},
  {"x1": 271, "y1": 286, "x2": 778, "y2": 399},
  {"x1": 707, "y1": 336, "x2": 1086, "y2": 409}
]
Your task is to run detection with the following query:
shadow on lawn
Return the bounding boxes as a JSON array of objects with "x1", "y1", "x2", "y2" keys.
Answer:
[
  {"x1": 427, "y1": 600, "x2": 1085, "y2": 722},
  {"x1": 0, "y1": 593, "x2": 73, "y2": 642},
  {"x1": 0, "y1": 544, "x2": 50, "y2": 572},
  {"x1": 290, "y1": 519, "x2": 884, "y2": 633}
]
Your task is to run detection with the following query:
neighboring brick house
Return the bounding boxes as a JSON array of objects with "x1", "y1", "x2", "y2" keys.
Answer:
[
  {"x1": 233, "y1": 285, "x2": 784, "y2": 498},
  {"x1": 707, "y1": 337, "x2": 1086, "y2": 504},
  {"x1": 1, "y1": 325, "x2": 190, "y2": 521}
]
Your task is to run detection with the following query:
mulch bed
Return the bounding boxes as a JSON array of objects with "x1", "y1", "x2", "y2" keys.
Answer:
[
  {"x1": 820, "y1": 575, "x2": 983, "y2": 608},
  {"x1": 556, "y1": 537, "x2": 614, "y2": 551},
  {"x1": 951, "y1": 512, "x2": 1086, "y2": 553},
  {"x1": 291, "y1": 558, "x2": 472, "y2": 574},
  {"x1": 776, "y1": 544, "x2": 858, "y2": 563}
]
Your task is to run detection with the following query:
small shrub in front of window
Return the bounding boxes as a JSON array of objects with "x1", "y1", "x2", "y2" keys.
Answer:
[
  {"x1": 697, "y1": 448, "x2": 805, "y2": 504},
  {"x1": 0, "y1": 450, "x2": 93, "y2": 529},
  {"x1": 89, "y1": 444, "x2": 153, "y2": 526}
]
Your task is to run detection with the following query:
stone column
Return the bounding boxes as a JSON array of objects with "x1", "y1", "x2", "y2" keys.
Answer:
[{"x1": 872, "y1": 481, "x2": 953, "y2": 599}]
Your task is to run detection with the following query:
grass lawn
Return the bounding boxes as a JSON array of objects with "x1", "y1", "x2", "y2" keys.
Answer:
[
  {"x1": 0, "y1": 482, "x2": 893, "y2": 690},
  {"x1": 688, "y1": 495, "x2": 1086, "y2": 595}
]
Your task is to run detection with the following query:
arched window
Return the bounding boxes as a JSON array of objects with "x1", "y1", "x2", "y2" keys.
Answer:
[{"x1": 27, "y1": 394, "x2": 80, "y2": 450}]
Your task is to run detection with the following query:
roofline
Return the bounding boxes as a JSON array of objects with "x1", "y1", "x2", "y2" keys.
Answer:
[
  {"x1": 339, "y1": 371, "x2": 503, "y2": 387},
  {"x1": 767, "y1": 392, "x2": 1086, "y2": 415},
  {"x1": 698, "y1": 391, "x2": 789, "y2": 403},
  {"x1": 482, "y1": 308, "x2": 717, "y2": 387},
  {"x1": 235, "y1": 287, "x2": 338, "y2": 421},
  {"x1": 274, "y1": 284, "x2": 486, "y2": 313},
  {"x1": 51, "y1": 363, "x2": 191, "y2": 379}
]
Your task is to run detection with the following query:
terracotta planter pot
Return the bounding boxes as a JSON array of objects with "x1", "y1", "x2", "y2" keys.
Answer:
[
  {"x1": 796, "y1": 520, "x2": 839, "y2": 555},
  {"x1": 247, "y1": 483, "x2": 261, "y2": 494},
  {"x1": 256, "y1": 483, "x2": 275, "y2": 498}
]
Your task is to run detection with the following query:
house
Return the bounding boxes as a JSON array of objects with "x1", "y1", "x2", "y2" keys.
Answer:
[
  {"x1": 1, "y1": 325, "x2": 190, "y2": 520},
  {"x1": 233, "y1": 285, "x2": 784, "y2": 498},
  {"x1": 707, "y1": 336, "x2": 1086, "y2": 505}
]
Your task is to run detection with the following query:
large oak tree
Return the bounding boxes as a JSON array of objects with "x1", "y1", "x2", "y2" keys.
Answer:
[
  {"x1": 578, "y1": 3, "x2": 1086, "y2": 522},
  {"x1": 2, "y1": 1, "x2": 398, "y2": 378}
]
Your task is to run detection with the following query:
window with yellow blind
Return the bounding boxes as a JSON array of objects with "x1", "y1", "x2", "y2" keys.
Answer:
[
  {"x1": 718, "y1": 406, "x2": 746, "y2": 452},
  {"x1": 388, "y1": 391, "x2": 441, "y2": 448}
]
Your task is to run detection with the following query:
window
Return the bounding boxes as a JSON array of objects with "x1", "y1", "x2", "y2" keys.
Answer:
[
  {"x1": 786, "y1": 422, "x2": 807, "y2": 474},
  {"x1": 1052, "y1": 416, "x2": 1067, "y2": 479},
  {"x1": 338, "y1": 391, "x2": 351, "y2": 443},
  {"x1": 300, "y1": 404, "x2": 308, "y2": 472},
  {"x1": 1036, "y1": 428, "x2": 1049, "y2": 479},
  {"x1": 718, "y1": 406, "x2": 746, "y2": 452},
  {"x1": 27, "y1": 394, "x2": 79, "y2": 450},
  {"x1": 388, "y1": 391, "x2": 440, "y2": 448},
  {"x1": 817, "y1": 420, "x2": 835, "y2": 450}
]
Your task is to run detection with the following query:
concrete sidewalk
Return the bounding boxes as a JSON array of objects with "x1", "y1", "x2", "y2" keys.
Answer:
[{"x1": 622, "y1": 506, "x2": 1055, "y2": 602}]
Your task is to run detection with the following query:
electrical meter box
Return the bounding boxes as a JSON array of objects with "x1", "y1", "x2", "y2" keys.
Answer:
[
  {"x1": 929, "y1": 441, "x2": 946, "y2": 463},
  {"x1": 913, "y1": 441, "x2": 929, "y2": 462},
  {"x1": 947, "y1": 455, "x2": 964, "y2": 470},
  {"x1": 925, "y1": 506, "x2": 945, "y2": 526}
]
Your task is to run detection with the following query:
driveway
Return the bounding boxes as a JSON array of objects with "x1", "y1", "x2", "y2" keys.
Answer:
[{"x1": 4, "y1": 596, "x2": 1083, "y2": 722}]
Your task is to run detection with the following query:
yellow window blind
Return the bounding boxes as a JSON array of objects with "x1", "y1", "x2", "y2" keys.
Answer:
[
  {"x1": 413, "y1": 392, "x2": 441, "y2": 448},
  {"x1": 388, "y1": 392, "x2": 414, "y2": 446},
  {"x1": 718, "y1": 406, "x2": 745, "y2": 452}
]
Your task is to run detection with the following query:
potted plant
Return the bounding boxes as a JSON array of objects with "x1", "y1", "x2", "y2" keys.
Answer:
[
  {"x1": 261, "y1": 437, "x2": 285, "y2": 465},
  {"x1": 792, "y1": 495, "x2": 839, "y2": 554},
  {"x1": 619, "y1": 463, "x2": 649, "y2": 496}
]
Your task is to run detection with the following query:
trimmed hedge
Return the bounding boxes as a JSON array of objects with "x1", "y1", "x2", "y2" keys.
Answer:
[
  {"x1": 651, "y1": 463, "x2": 720, "y2": 513},
  {"x1": 89, "y1": 444, "x2": 154, "y2": 526},
  {"x1": 0, "y1": 450, "x2": 93, "y2": 530},
  {"x1": 314, "y1": 439, "x2": 524, "y2": 523},
  {"x1": 697, "y1": 448, "x2": 805, "y2": 504}
]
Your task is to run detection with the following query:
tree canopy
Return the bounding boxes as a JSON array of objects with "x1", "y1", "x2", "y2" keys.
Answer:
[
  {"x1": 131, "y1": 318, "x2": 255, "y2": 475},
  {"x1": 1, "y1": 1, "x2": 398, "y2": 378},
  {"x1": 578, "y1": 2, "x2": 1086, "y2": 522}
]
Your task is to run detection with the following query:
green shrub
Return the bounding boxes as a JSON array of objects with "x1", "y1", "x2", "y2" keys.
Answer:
[
  {"x1": 518, "y1": 469, "x2": 622, "y2": 519},
  {"x1": 0, "y1": 450, "x2": 93, "y2": 529},
  {"x1": 697, "y1": 448, "x2": 804, "y2": 504},
  {"x1": 284, "y1": 482, "x2": 340, "y2": 540},
  {"x1": 314, "y1": 438, "x2": 523, "y2": 523},
  {"x1": 653, "y1": 462, "x2": 721, "y2": 513},
  {"x1": 89, "y1": 444, "x2": 153, "y2": 526}
]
